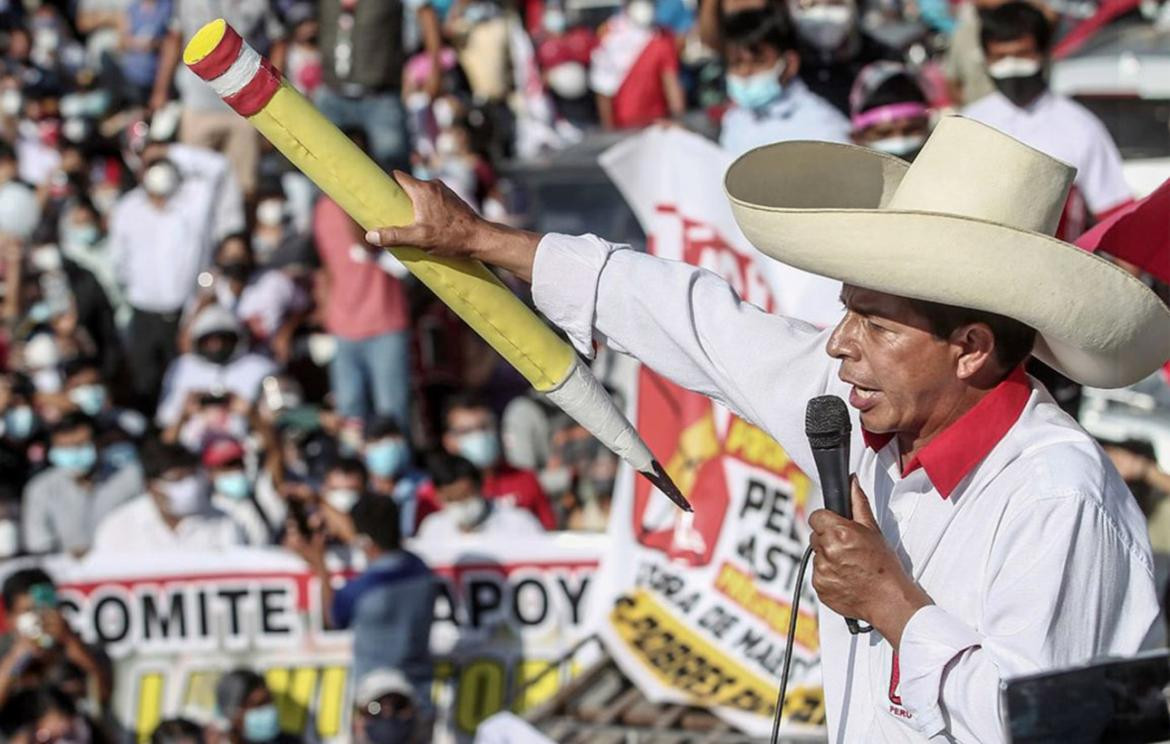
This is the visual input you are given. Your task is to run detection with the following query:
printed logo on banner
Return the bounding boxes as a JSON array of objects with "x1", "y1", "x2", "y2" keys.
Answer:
[{"x1": 597, "y1": 127, "x2": 828, "y2": 738}]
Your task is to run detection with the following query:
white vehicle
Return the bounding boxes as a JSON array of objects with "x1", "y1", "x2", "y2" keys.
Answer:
[{"x1": 1051, "y1": 21, "x2": 1170, "y2": 197}]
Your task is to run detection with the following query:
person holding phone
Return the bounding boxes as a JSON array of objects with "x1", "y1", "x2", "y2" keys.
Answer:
[{"x1": 0, "y1": 568, "x2": 111, "y2": 710}]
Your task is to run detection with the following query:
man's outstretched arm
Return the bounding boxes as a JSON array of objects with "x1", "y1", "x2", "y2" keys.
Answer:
[{"x1": 366, "y1": 172, "x2": 847, "y2": 470}]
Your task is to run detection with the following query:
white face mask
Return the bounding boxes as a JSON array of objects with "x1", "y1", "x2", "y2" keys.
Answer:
[
  {"x1": 436, "y1": 131, "x2": 461, "y2": 157},
  {"x1": 433, "y1": 98, "x2": 457, "y2": 130},
  {"x1": 449, "y1": 496, "x2": 488, "y2": 529},
  {"x1": 325, "y1": 487, "x2": 361, "y2": 513},
  {"x1": 0, "y1": 89, "x2": 21, "y2": 117},
  {"x1": 255, "y1": 199, "x2": 285, "y2": 227},
  {"x1": 793, "y1": 3, "x2": 854, "y2": 50},
  {"x1": 867, "y1": 133, "x2": 926, "y2": 158},
  {"x1": 986, "y1": 56, "x2": 1043, "y2": 79},
  {"x1": 159, "y1": 475, "x2": 206, "y2": 517},
  {"x1": 627, "y1": 0, "x2": 655, "y2": 27},
  {"x1": 143, "y1": 162, "x2": 180, "y2": 198}
]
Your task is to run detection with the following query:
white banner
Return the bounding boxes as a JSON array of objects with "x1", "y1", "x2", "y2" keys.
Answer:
[
  {"x1": 592, "y1": 127, "x2": 830, "y2": 738},
  {"x1": 3, "y1": 534, "x2": 605, "y2": 743}
]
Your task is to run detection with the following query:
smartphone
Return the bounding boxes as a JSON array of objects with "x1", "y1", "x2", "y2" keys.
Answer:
[{"x1": 29, "y1": 583, "x2": 57, "y2": 610}]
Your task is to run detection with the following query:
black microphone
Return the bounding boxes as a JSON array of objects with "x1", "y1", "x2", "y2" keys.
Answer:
[{"x1": 805, "y1": 395, "x2": 868, "y2": 635}]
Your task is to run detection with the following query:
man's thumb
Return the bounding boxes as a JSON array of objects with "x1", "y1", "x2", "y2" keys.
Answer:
[{"x1": 851, "y1": 476, "x2": 877, "y2": 529}]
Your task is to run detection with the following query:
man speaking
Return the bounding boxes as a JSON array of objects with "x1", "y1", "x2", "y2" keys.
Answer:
[{"x1": 366, "y1": 117, "x2": 1170, "y2": 741}]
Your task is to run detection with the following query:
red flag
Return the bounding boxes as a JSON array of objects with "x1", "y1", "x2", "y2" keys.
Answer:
[{"x1": 1076, "y1": 178, "x2": 1170, "y2": 286}]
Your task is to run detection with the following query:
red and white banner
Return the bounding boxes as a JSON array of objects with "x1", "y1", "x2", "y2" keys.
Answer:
[
  {"x1": 1, "y1": 534, "x2": 604, "y2": 743},
  {"x1": 592, "y1": 127, "x2": 831, "y2": 738}
]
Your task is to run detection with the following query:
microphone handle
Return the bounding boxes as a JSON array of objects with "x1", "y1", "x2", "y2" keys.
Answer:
[{"x1": 810, "y1": 447, "x2": 866, "y2": 635}]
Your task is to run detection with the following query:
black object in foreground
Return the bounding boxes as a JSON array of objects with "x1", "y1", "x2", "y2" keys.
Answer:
[
  {"x1": 1004, "y1": 650, "x2": 1170, "y2": 743},
  {"x1": 643, "y1": 459, "x2": 693, "y2": 512}
]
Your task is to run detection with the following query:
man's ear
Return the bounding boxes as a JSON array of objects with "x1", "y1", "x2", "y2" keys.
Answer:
[{"x1": 952, "y1": 322, "x2": 998, "y2": 382}]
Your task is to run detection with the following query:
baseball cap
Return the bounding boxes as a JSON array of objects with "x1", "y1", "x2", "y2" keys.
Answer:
[{"x1": 354, "y1": 668, "x2": 415, "y2": 707}]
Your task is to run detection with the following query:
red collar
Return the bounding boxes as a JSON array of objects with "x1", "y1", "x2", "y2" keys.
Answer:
[{"x1": 860, "y1": 366, "x2": 1031, "y2": 499}]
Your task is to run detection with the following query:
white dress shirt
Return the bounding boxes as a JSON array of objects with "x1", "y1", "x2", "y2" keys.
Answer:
[
  {"x1": 720, "y1": 78, "x2": 851, "y2": 158},
  {"x1": 962, "y1": 91, "x2": 1132, "y2": 217},
  {"x1": 92, "y1": 495, "x2": 246, "y2": 553},
  {"x1": 531, "y1": 232, "x2": 1159, "y2": 742},
  {"x1": 416, "y1": 501, "x2": 544, "y2": 541},
  {"x1": 109, "y1": 145, "x2": 243, "y2": 313}
]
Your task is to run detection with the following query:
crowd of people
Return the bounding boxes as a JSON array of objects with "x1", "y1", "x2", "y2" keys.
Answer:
[{"x1": 0, "y1": 0, "x2": 1167, "y2": 740}]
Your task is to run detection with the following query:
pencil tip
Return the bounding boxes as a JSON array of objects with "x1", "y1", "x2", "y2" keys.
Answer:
[{"x1": 643, "y1": 460, "x2": 693, "y2": 512}]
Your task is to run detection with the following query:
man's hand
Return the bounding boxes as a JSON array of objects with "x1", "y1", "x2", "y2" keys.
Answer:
[
  {"x1": 364, "y1": 171, "x2": 542, "y2": 282},
  {"x1": 809, "y1": 478, "x2": 931, "y2": 648}
]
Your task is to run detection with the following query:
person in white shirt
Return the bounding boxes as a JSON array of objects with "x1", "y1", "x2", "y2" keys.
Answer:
[
  {"x1": 417, "y1": 455, "x2": 544, "y2": 539},
  {"x1": 962, "y1": 2, "x2": 1132, "y2": 239},
  {"x1": 365, "y1": 116, "x2": 1170, "y2": 742},
  {"x1": 155, "y1": 304, "x2": 277, "y2": 433},
  {"x1": 719, "y1": 8, "x2": 850, "y2": 157},
  {"x1": 110, "y1": 143, "x2": 242, "y2": 412},
  {"x1": 93, "y1": 441, "x2": 246, "y2": 553}
]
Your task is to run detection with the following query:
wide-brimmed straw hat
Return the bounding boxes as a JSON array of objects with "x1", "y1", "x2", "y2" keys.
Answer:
[{"x1": 725, "y1": 115, "x2": 1170, "y2": 388}]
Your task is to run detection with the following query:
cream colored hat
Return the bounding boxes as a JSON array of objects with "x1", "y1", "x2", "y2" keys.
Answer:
[{"x1": 725, "y1": 115, "x2": 1170, "y2": 388}]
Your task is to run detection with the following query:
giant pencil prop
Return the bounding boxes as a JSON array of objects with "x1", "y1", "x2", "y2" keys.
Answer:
[{"x1": 184, "y1": 20, "x2": 691, "y2": 512}]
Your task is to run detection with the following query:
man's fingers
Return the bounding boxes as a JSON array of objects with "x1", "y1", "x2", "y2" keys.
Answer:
[
  {"x1": 808, "y1": 507, "x2": 844, "y2": 534},
  {"x1": 850, "y1": 475, "x2": 879, "y2": 529},
  {"x1": 366, "y1": 224, "x2": 427, "y2": 248},
  {"x1": 391, "y1": 168, "x2": 426, "y2": 202}
]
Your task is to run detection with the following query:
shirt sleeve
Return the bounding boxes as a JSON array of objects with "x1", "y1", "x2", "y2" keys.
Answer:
[
  {"x1": 895, "y1": 490, "x2": 1159, "y2": 740},
  {"x1": 1076, "y1": 114, "x2": 1133, "y2": 217},
  {"x1": 20, "y1": 480, "x2": 53, "y2": 554},
  {"x1": 531, "y1": 233, "x2": 844, "y2": 477}
]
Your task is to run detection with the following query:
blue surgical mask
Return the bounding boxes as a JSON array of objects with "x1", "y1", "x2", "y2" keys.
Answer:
[
  {"x1": 457, "y1": 430, "x2": 500, "y2": 469},
  {"x1": 27, "y1": 301, "x2": 52, "y2": 324},
  {"x1": 101, "y1": 441, "x2": 138, "y2": 470},
  {"x1": 365, "y1": 439, "x2": 409, "y2": 478},
  {"x1": 242, "y1": 703, "x2": 280, "y2": 742},
  {"x1": 49, "y1": 443, "x2": 97, "y2": 474},
  {"x1": 214, "y1": 470, "x2": 251, "y2": 500},
  {"x1": 63, "y1": 224, "x2": 100, "y2": 247},
  {"x1": 4, "y1": 406, "x2": 36, "y2": 440},
  {"x1": 726, "y1": 60, "x2": 786, "y2": 110},
  {"x1": 67, "y1": 384, "x2": 106, "y2": 416}
]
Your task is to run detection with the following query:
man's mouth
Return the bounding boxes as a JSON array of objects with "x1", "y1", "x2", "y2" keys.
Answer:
[{"x1": 842, "y1": 378, "x2": 882, "y2": 411}]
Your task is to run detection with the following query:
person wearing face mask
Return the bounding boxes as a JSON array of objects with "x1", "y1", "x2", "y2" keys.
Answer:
[
  {"x1": 111, "y1": 141, "x2": 242, "y2": 413},
  {"x1": 57, "y1": 198, "x2": 130, "y2": 330},
  {"x1": 849, "y1": 61, "x2": 934, "y2": 162},
  {"x1": 213, "y1": 669, "x2": 302, "y2": 744},
  {"x1": 92, "y1": 440, "x2": 246, "y2": 553},
  {"x1": 535, "y1": 4, "x2": 599, "y2": 126},
  {"x1": 0, "y1": 570, "x2": 112, "y2": 713},
  {"x1": 21, "y1": 412, "x2": 144, "y2": 556},
  {"x1": 362, "y1": 417, "x2": 430, "y2": 537},
  {"x1": 428, "y1": 393, "x2": 555, "y2": 529},
  {"x1": 351, "y1": 669, "x2": 427, "y2": 744},
  {"x1": 589, "y1": 0, "x2": 686, "y2": 130},
  {"x1": 61, "y1": 357, "x2": 145, "y2": 442},
  {"x1": 155, "y1": 305, "x2": 277, "y2": 432},
  {"x1": 291, "y1": 493, "x2": 436, "y2": 712},
  {"x1": 788, "y1": 0, "x2": 898, "y2": 114},
  {"x1": 418, "y1": 454, "x2": 543, "y2": 538},
  {"x1": 203, "y1": 436, "x2": 279, "y2": 547},
  {"x1": 718, "y1": 8, "x2": 850, "y2": 156},
  {"x1": 962, "y1": 2, "x2": 1133, "y2": 242}
]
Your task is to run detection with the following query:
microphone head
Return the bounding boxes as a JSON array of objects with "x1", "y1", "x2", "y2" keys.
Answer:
[{"x1": 805, "y1": 395, "x2": 852, "y2": 449}]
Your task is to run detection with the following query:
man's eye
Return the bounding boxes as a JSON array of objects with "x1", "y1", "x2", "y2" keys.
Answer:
[{"x1": 865, "y1": 318, "x2": 887, "y2": 332}]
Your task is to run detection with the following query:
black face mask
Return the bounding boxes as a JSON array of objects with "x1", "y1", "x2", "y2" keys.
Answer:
[
  {"x1": 992, "y1": 73, "x2": 1047, "y2": 108},
  {"x1": 218, "y1": 263, "x2": 252, "y2": 283},
  {"x1": 198, "y1": 341, "x2": 236, "y2": 365}
]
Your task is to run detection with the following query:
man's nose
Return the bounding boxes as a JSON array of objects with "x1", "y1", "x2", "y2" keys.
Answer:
[{"x1": 826, "y1": 315, "x2": 860, "y2": 361}]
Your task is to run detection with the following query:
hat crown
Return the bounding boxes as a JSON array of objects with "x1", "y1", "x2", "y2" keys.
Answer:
[{"x1": 886, "y1": 117, "x2": 1075, "y2": 236}]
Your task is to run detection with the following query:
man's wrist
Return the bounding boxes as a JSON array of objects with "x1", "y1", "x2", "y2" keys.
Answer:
[
  {"x1": 471, "y1": 222, "x2": 542, "y2": 282},
  {"x1": 870, "y1": 578, "x2": 932, "y2": 650}
]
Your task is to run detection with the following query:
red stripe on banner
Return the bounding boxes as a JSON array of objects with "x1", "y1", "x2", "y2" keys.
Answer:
[
  {"x1": 187, "y1": 25, "x2": 243, "y2": 81},
  {"x1": 224, "y1": 57, "x2": 282, "y2": 116}
]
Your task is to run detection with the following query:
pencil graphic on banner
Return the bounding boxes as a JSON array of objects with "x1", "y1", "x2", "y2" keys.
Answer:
[{"x1": 183, "y1": 19, "x2": 691, "y2": 513}]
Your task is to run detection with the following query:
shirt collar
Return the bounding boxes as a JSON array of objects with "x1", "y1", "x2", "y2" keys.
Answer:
[{"x1": 861, "y1": 366, "x2": 1031, "y2": 498}]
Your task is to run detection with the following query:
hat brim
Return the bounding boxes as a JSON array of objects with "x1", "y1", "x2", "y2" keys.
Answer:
[{"x1": 725, "y1": 140, "x2": 1170, "y2": 388}]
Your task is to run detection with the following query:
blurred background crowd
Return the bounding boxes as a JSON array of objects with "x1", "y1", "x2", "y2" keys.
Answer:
[{"x1": 0, "y1": 0, "x2": 1168, "y2": 740}]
